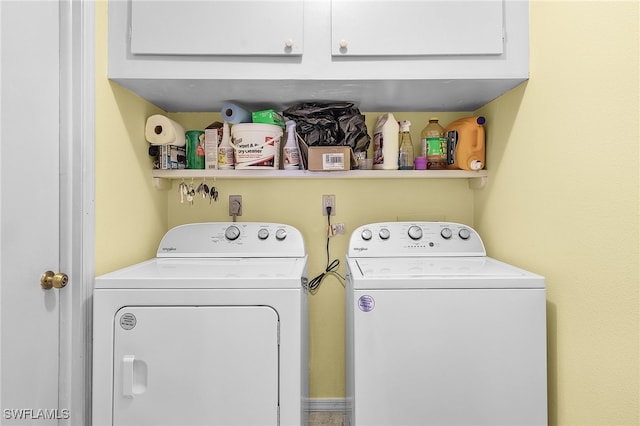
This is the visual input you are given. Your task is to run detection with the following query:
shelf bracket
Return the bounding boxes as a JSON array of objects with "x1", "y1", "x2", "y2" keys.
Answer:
[
  {"x1": 152, "y1": 177, "x2": 172, "y2": 191},
  {"x1": 468, "y1": 175, "x2": 487, "y2": 190}
]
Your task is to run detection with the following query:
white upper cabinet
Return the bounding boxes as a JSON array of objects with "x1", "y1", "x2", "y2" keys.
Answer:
[
  {"x1": 331, "y1": 1, "x2": 504, "y2": 57},
  {"x1": 130, "y1": 0, "x2": 303, "y2": 56},
  {"x1": 108, "y1": 0, "x2": 529, "y2": 112}
]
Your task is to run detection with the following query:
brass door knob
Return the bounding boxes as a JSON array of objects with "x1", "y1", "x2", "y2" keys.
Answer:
[{"x1": 40, "y1": 271, "x2": 69, "y2": 289}]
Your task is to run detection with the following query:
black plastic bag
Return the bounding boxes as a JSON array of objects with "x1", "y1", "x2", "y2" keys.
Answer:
[{"x1": 283, "y1": 102, "x2": 370, "y2": 153}]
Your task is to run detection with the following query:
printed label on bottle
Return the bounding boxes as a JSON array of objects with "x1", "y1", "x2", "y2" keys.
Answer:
[
  {"x1": 426, "y1": 136, "x2": 447, "y2": 169},
  {"x1": 218, "y1": 146, "x2": 234, "y2": 168},
  {"x1": 373, "y1": 132, "x2": 383, "y2": 165},
  {"x1": 284, "y1": 147, "x2": 300, "y2": 166}
]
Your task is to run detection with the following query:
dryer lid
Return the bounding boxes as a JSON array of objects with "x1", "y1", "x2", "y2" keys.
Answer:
[{"x1": 95, "y1": 257, "x2": 308, "y2": 289}]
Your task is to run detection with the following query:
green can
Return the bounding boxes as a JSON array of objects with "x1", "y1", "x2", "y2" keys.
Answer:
[{"x1": 186, "y1": 130, "x2": 205, "y2": 169}]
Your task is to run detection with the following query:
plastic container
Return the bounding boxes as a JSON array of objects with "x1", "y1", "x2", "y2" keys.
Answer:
[
  {"x1": 283, "y1": 120, "x2": 300, "y2": 170},
  {"x1": 373, "y1": 113, "x2": 399, "y2": 170},
  {"x1": 185, "y1": 130, "x2": 205, "y2": 169},
  {"x1": 421, "y1": 118, "x2": 446, "y2": 170},
  {"x1": 443, "y1": 116, "x2": 486, "y2": 171},
  {"x1": 230, "y1": 123, "x2": 282, "y2": 170},
  {"x1": 217, "y1": 122, "x2": 235, "y2": 170},
  {"x1": 398, "y1": 120, "x2": 414, "y2": 170},
  {"x1": 414, "y1": 156, "x2": 427, "y2": 170}
]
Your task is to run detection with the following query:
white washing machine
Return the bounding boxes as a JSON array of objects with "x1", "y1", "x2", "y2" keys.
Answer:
[
  {"x1": 345, "y1": 222, "x2": 547, "y2": 426},
  {"x1": 93, "y1": 222, "x2": 309, "y2": 426}
]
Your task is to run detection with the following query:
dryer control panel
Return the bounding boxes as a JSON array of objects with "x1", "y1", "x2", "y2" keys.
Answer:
[
  {"x1": 348, "y1": 222, "x2": 486, "y2": 257},
  {"x1": 157, "y1": 222, "x2": 306, "y2": 258}
]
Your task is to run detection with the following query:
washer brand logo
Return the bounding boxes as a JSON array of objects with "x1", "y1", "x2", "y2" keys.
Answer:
[
  {"x1": 161, "y1": 247, "x2": 177, "y2": 252},
  {"x1": 353, "y1": 247, "x2": 368, "y2": 252}
]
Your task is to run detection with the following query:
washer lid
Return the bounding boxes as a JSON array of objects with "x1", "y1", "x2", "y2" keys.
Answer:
[
  {"x1": 348, "y1": 257, "x2": 544, "y2": 289},
  {"x1": 95, "y1": 257, "x2": 308, "y2": 289}
]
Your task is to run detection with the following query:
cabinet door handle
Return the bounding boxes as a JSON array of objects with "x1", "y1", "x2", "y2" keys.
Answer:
[{"x1": 339, "y1": 39, "x2": 348, "y2": 48}]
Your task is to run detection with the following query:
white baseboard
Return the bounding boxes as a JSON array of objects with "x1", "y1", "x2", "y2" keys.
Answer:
[{"x1": 308, "y1": 398, "x2": 348, "y2": 412}]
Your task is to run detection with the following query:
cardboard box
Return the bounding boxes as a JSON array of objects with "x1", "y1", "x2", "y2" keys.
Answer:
[
  {"x1": 307, "y1": 146, "x2": 356, "y2": 171},
  {"x1": 204, "y1": 122, "x2": 223, "y2": 170},
  {"x1": 251, "y1": 109, "x2": 285, "y2": 127}
]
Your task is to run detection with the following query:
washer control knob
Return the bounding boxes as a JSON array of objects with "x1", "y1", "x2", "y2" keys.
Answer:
[
  {"x1": 379, "y1": 228, "x2": 391, "y2": 240},
  {"x1": 440, "y1": 228, "x2": 453, "y2": 239},
  {"x1": 361, "y1": 229, "x2": 373, "y2": 241},
  {"x1": 458, "y1": 228, "x2": 471, "y2": 240},
  {"x1": 408, "y1": 225, "x2": 423, "y2": 240},
  {"x1": 257, "y1": 228, "x2": 269, "y2": 240},
  {"x1": 225, "y1": 225, "x2": 240, "y2": 241},
  {"x1": 275, "y1": 228, "x2": 288, "y2": 241}
]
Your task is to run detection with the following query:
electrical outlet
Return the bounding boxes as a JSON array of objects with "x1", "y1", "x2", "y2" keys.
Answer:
[
  {"x1": 332, "y1": 223, "x2": 346, "y2": 235},
  {"x1": 229, "y1": 195, "x2": 242, "y2": 216},
  {"x1": 322, "y1": 194, "x2": 336, "y2": 216}
]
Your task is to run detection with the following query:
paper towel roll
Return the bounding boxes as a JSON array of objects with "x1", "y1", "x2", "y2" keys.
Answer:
[
  {"x1": 221, "y1": 102, "x2": 252, "y2": 124},
  {"x1": 145, "y1": 114, "x2": 186, "y2": 146}
]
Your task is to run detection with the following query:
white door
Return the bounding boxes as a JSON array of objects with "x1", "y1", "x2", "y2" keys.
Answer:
[
  {"x1": 112, "y1": 306, "x2": 280, "y2": 426},
  {"x1": 1, "y1": 1, "x2": 93, "y2": 425}
]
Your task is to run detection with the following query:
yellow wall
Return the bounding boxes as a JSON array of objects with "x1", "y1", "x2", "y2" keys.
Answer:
[
  {"x1": 95, "y1": 1, "x2": 639, "y2": 424},
  {"x1": 95, "y1": 1, "x2": 168, "y2": 275},
  {"x1": 474, "y1": 1, "x2": 639, "y2": 424}
]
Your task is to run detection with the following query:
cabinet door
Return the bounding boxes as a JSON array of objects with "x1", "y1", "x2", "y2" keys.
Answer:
[
  {"x1": 112, "y1": 306, "x2": 279, "y2": 426},
  {"x1": 331, "y1": 0, "x2": 504, "y2": 56},
  {"x1": 131, "y1": 0, "x2": 303, "y2": 55}
]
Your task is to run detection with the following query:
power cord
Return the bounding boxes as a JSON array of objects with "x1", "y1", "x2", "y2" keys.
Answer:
[{"x1": 307, "y1": 205, "x2": 345, "y2": 294}]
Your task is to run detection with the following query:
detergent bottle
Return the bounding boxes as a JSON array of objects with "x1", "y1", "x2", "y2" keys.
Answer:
[
  {"x1": 443, "y1": 116, "x2": 486, "y2": 171},
  {"x1": 373, "y1": 113, "x2": 399, "y2": 170}
]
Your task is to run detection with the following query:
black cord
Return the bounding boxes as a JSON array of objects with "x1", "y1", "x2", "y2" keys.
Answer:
[{"x1": 307, "y1": 206, "x2": 345, "y2": 294}]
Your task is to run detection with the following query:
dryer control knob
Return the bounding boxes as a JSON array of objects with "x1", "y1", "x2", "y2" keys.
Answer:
[
  {"x1": 408, "y1": 225, "x2": 423, "y2": 240},
  {"x1": 379, "y1": 228, "x2": 391, "y2": 240},
  {"x1": 225, "y1": 225, "x2": 240, "y2": 241},
  {"x1": 361, "y1": 229, "x2": 373, "y2": 241},
  {"x1": 258, "y1": 228, "x2": 269, "y2": 240},
  {"x1": 275, "y1": 228, "x2": 288, "y2": 241},
  {"x1": 440, "y1": 228, "x2": 453, "y2": 239},
  {"x1": 458, "y1": 228, "x2": 471, "y2": 240}
]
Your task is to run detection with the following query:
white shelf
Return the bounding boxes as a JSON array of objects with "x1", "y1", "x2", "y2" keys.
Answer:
[{"x1": 151, "y1": 169, "x2": 488, "y2": 190}]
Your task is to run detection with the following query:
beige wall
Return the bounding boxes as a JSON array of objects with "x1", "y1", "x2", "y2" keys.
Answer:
[{"x1": 95, "y1": 1, "x2": 639, "y2": 424}]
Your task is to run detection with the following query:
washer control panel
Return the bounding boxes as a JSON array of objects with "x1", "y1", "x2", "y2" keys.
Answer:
[
  {"x1": 348, "y1": 222, "x2": 486, "y2": 257},
  {"x1": 157, "y1": 222, "x2": 305, "y2": 258}
]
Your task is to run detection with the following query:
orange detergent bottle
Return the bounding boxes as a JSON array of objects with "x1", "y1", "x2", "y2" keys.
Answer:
[{"x1": 443, "y1": 116, "x2": 486, "y2": 171}]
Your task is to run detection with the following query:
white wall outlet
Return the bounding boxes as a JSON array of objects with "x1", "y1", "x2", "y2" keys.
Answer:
[
  {"x1": 322, "y1": 194, "x2": 336, "y2": 216},
  {"x1": 229, "y1": 195, "x2": 242, "y2": 216}
]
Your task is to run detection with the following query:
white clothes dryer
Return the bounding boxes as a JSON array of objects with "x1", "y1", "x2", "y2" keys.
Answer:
[
  {"x1": 345, "y1": 222, "x2": 547, "y2": 426},
  {"x1": 93, "y1": 222, "x2": 309, "y2": 426}
]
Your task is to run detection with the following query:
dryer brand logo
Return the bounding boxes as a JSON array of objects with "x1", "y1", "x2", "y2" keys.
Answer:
[
  {"x1": 161, "y1": 247, "x2": 177, "y2": 252},
  {"x1": 120, "y1": 313, "x2": 137, "y2": 330},
  {"x1": 353, "y1": 247, "x2": 369, "y2": 252}
]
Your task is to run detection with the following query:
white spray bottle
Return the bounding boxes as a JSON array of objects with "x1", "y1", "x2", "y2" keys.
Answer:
[
  {"x1": 283, "y1": 120, "x2": 300, "y2": 170},
  {"x1": 218, "y1": 122, "x2": 234, "y2": 170}
]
